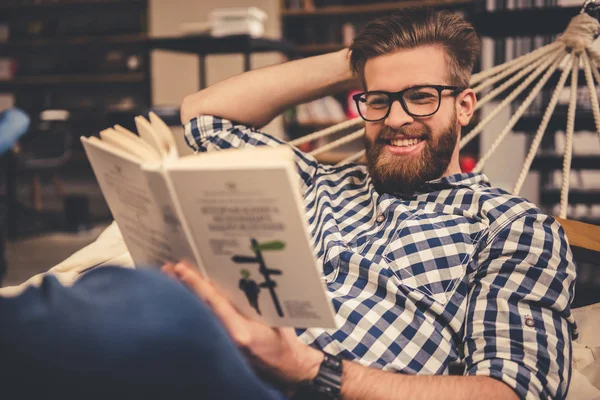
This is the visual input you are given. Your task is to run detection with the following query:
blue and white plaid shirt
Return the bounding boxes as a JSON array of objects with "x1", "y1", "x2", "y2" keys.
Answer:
[{"x1": 184, "y1": 115, "x2": 577, "y2": 400}]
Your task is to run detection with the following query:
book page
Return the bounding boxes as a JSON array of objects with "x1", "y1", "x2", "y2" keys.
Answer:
[
  {"x1": 165, "y1": 158, "x2": 337, "y2": 329},
  {"x1": 149, "y1": 111, "x2": 179, "y2": 159},
  {"x1": 99, "y1": 128, "x2": 161, "y2": 162},
  {"x1": 81, "y1": 137, "x2": 194, "y2": 268}
]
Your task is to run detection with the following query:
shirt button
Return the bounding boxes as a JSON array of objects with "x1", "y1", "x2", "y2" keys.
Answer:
[
  {"x1": 376, "y1": 214, "x2": 385, "y2": 223},
  {"x1": 524, "y1": 316, "x2": 535, "y2": 327}
]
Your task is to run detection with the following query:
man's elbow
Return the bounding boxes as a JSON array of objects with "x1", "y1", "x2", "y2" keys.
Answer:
[{"x1": 180, "y1": 94, "x2": 195, "y2": 125}]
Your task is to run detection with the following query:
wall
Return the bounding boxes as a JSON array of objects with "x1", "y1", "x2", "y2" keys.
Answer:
[{"x1": 148, "y1": 0, "x2": 285, "y2": 153}]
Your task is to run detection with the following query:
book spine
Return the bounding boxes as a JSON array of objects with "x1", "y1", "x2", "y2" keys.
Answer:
[{"x1": 159, "y1": 165, "x2": 209, "y2": 277}]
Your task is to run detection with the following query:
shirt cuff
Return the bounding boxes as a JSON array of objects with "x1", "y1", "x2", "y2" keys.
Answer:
[
  {"x1": 465, "y1": 358, "x2": 548, "y2": 400},
  {"x1": 183, "y1": 115, "x2": 237, "y2": 151}
]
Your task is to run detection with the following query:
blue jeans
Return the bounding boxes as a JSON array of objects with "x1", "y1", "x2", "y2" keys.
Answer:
[
  {"x1": 0, "y1": 108, "x2": 30, "y2": 156},
  {"x1": 0, "y1": 266, "x2": 287, "y2": 399}
]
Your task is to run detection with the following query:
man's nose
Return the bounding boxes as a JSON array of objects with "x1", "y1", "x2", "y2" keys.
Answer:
[{"x1": 384, "y1": 100, "x2": 414, "y2": 129}]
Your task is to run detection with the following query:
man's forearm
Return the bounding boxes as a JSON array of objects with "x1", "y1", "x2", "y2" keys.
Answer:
[
  {"x1": 340, "y1": 361, "x2": 518, "y2": 400},
  {"x1": 180, "y1": 49, "x2": 357, "y2": 127}
]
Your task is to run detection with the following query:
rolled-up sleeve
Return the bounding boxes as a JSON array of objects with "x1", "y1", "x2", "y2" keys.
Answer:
[{"x1": 463, "y1": 211, "x2": 577, "y2": 399}]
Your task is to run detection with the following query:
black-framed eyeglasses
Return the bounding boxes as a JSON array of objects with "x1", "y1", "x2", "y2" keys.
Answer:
[{"x1": 352, "y1": 85, "x2": 465, "y2": 122}]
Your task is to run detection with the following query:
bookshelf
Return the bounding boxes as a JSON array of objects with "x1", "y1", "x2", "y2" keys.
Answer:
[
  {"x1": 0, "y1": 0, "x2": 151, "y2": 137},
  {"x1": 473, "y1": 0, "x2": 600, "y2": 223},
  {"x1": 0, "y1": 72, "x2": 146, "y2": 87},
  {"x1": 0, "y1": 0, "x2": 151, "y2": 240},
  {"x1": 0, "y1": 33, "x2": 148, "y2": 49},
  {"x1": 472, "y1": 6, "x2": 583, "y2": 37},
  {"x1": 281, "y1": 0, "x2": 472, "y2": 16},
  {"x1": 0, "y1": 0, "x2": 146, "y2": 9},
  {"x1": 281, "y1": 0, "x2": 475, "y2": 56}
]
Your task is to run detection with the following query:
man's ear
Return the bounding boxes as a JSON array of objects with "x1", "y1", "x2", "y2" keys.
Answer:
[{"x1": 456, "y1": 88, "x2": 476, "y2": 127}]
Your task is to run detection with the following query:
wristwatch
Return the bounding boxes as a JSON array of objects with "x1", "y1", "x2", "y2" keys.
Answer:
[{"x1": 294, "y1": 352, "x2": 343, "y2": 399}]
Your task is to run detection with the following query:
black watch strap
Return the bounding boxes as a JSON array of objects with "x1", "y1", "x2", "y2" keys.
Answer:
[{"x1": 294, "y1": 352, "x2": 343, "y2": 400}]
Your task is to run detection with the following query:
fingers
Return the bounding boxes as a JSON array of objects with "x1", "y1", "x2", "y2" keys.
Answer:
[
  {"x1": 172, "y1": 262, "x2": 254, "y2": 342},
  {"x1": 172, "y1": 262, "x2": 210, "y2": 300},
  {"x1": 161, "y1": 262, "x2": 176, "y2": 278}
]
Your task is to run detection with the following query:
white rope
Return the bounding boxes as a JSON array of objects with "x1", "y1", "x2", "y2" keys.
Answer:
[
  {"x1": 474, "y1": 52, "x2": 567, "y2": 173},
  {"x1": 461, "y1": 49, "x2": 565, "y2": 150},
  {"x1": 586, "y1": 51, "x2": 600, "y2": 142},
  {"x1": 472, "y1": 47, "x2": 561, "y2": 95},
  {"x1": 587, "y1": 45, "x2": 600, "y2": 67},
  {"x1": 336, "y1": 149, "x2": 366, "y2": 166},
  {"x1": 583, "y1": 52, "x2": 600, "y2": 136},
  {"x1": 514, "y1": 57, "x2": 573, "y2": 195},
  {"x1": 587, "y1": 50, "x2": 600, "y2": 90},
  {"x1": 289, "y1": 117, "x2": 363, "y2": 147},
  {"x1": 560, "y1": 55, "x2": 580, "y2": 219},
  {"x1": 470, "y1": 41, "x2": 562, "y2": 85},
  {"x1": 309, "y1": 128, "x2": 364, "y2": 156},
  {"x1": 475, "y1": 49, "x2": 560, "y2": 111},
  {"x1": 558, "y1": 13, "x2": 600, "y2": 53}
]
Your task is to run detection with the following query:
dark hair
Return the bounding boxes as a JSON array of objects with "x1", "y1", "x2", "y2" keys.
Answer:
[{"x1": 349, "y1": 8, "x2": 480, "y2": 88}]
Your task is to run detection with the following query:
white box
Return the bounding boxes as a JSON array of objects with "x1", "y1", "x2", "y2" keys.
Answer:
[{"x1": 210, "y1": 7, "x2": 267, "y2": 38}]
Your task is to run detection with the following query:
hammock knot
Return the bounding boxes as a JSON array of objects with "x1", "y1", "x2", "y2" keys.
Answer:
[{"x1": 559, "y1": 13, "x2": 600, "y2": 53}]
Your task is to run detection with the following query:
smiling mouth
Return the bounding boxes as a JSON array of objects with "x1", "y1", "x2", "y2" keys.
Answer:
[{"x1": 386, "y1": 137, "x2": 425, "y2": 147}]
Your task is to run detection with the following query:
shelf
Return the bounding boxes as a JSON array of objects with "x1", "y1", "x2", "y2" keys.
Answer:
[
  {"x1": 149, "y1": 35, "x2": 295, "y2": 56},
  {"x1": 0, "y1": 34, "x2": 148, "y2": 50},
  {"x1": 0, "y1": 72, "x2": 146, "y2": 87},
  {"x1": 0, "y1": 34, "x2": 295, "y2": 57},
  {"x1": 281, "y1": 0, "x2": 472, "y2": 16},
  {"x1": 531, "y1": 154, "x2": 600, "y2": 171},
  {"x1": 0, "y1": 0, "x2": 146, "y2": 10},
  {"x1": 473, "y1": 7, "x2": 581, "y2": 37},
  {"x1": 513, "y1": 113, "x2": 598, "y2": 133},
  {"x1": 540, "y1": 188, "x2": 600, "y2": 206}
]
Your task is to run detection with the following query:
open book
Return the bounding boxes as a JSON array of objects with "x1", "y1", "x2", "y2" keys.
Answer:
[{"x1": 81, "y1": 113, "x2": 336, "y2": 329}]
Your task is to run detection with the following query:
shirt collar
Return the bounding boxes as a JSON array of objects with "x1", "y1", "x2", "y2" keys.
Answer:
[
  {"x1": 428, "y1": 172, "x2": 491, "y2": 188},
  {"x1": 387, "y1": 173, "x2": 491, "y2": 199}
]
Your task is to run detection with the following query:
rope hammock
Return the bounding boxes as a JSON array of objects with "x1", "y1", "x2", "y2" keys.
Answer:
[{"x1": 289, "y1": 1, "x2": 600, "y2": 219}]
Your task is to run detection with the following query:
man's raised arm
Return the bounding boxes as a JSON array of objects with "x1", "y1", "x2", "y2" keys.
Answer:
[{"x1": 180, "y1": 49, "x2": 357, "y2": 127}]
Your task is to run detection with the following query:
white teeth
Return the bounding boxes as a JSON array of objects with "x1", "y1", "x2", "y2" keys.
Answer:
[{"x1": 390, "y1": 138, "x2": 421, "y2": 147}]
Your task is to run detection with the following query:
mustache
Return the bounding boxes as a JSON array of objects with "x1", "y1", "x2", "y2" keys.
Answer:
[{"x1": 376, "y1": 126, "x2": 431, "y2": 141}]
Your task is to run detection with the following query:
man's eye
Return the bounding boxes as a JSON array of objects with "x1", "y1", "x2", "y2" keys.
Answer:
[
  {"x1": 410, "y1": 93, "x2": 433, "y2": 100},
  {"x1": 407, "y1": 92, "x2": 436, "y2": 102},
  {"x1": 367, "y1": 98, "x2": 388, "y2": 108}
]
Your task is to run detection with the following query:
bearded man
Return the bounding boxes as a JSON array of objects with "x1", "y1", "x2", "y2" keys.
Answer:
[{"x1": 174, "y1": 7, "x2": 576, "y2": 400}]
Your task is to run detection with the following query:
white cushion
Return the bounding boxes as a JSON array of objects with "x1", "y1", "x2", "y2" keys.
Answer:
[
  {"x1": 0, "y1": 221, "x2": 132, "y2": 297},
  {"x1": 567, "y1": 303, "x2": 600, "y2": 399}
]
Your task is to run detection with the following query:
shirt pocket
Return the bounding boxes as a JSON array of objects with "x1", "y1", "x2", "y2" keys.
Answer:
[{"x1": 383, "y1": 211, "x2": 486, "y2": 304}]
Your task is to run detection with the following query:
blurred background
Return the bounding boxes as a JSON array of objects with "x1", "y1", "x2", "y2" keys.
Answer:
[{"x1": 0, "y1": 0, "x2": 598, "y2": 288}]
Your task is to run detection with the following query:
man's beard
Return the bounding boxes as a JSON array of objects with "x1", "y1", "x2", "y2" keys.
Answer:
[{"x1": 364, "y1": 112, "x2": 459, "y2": 196}]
